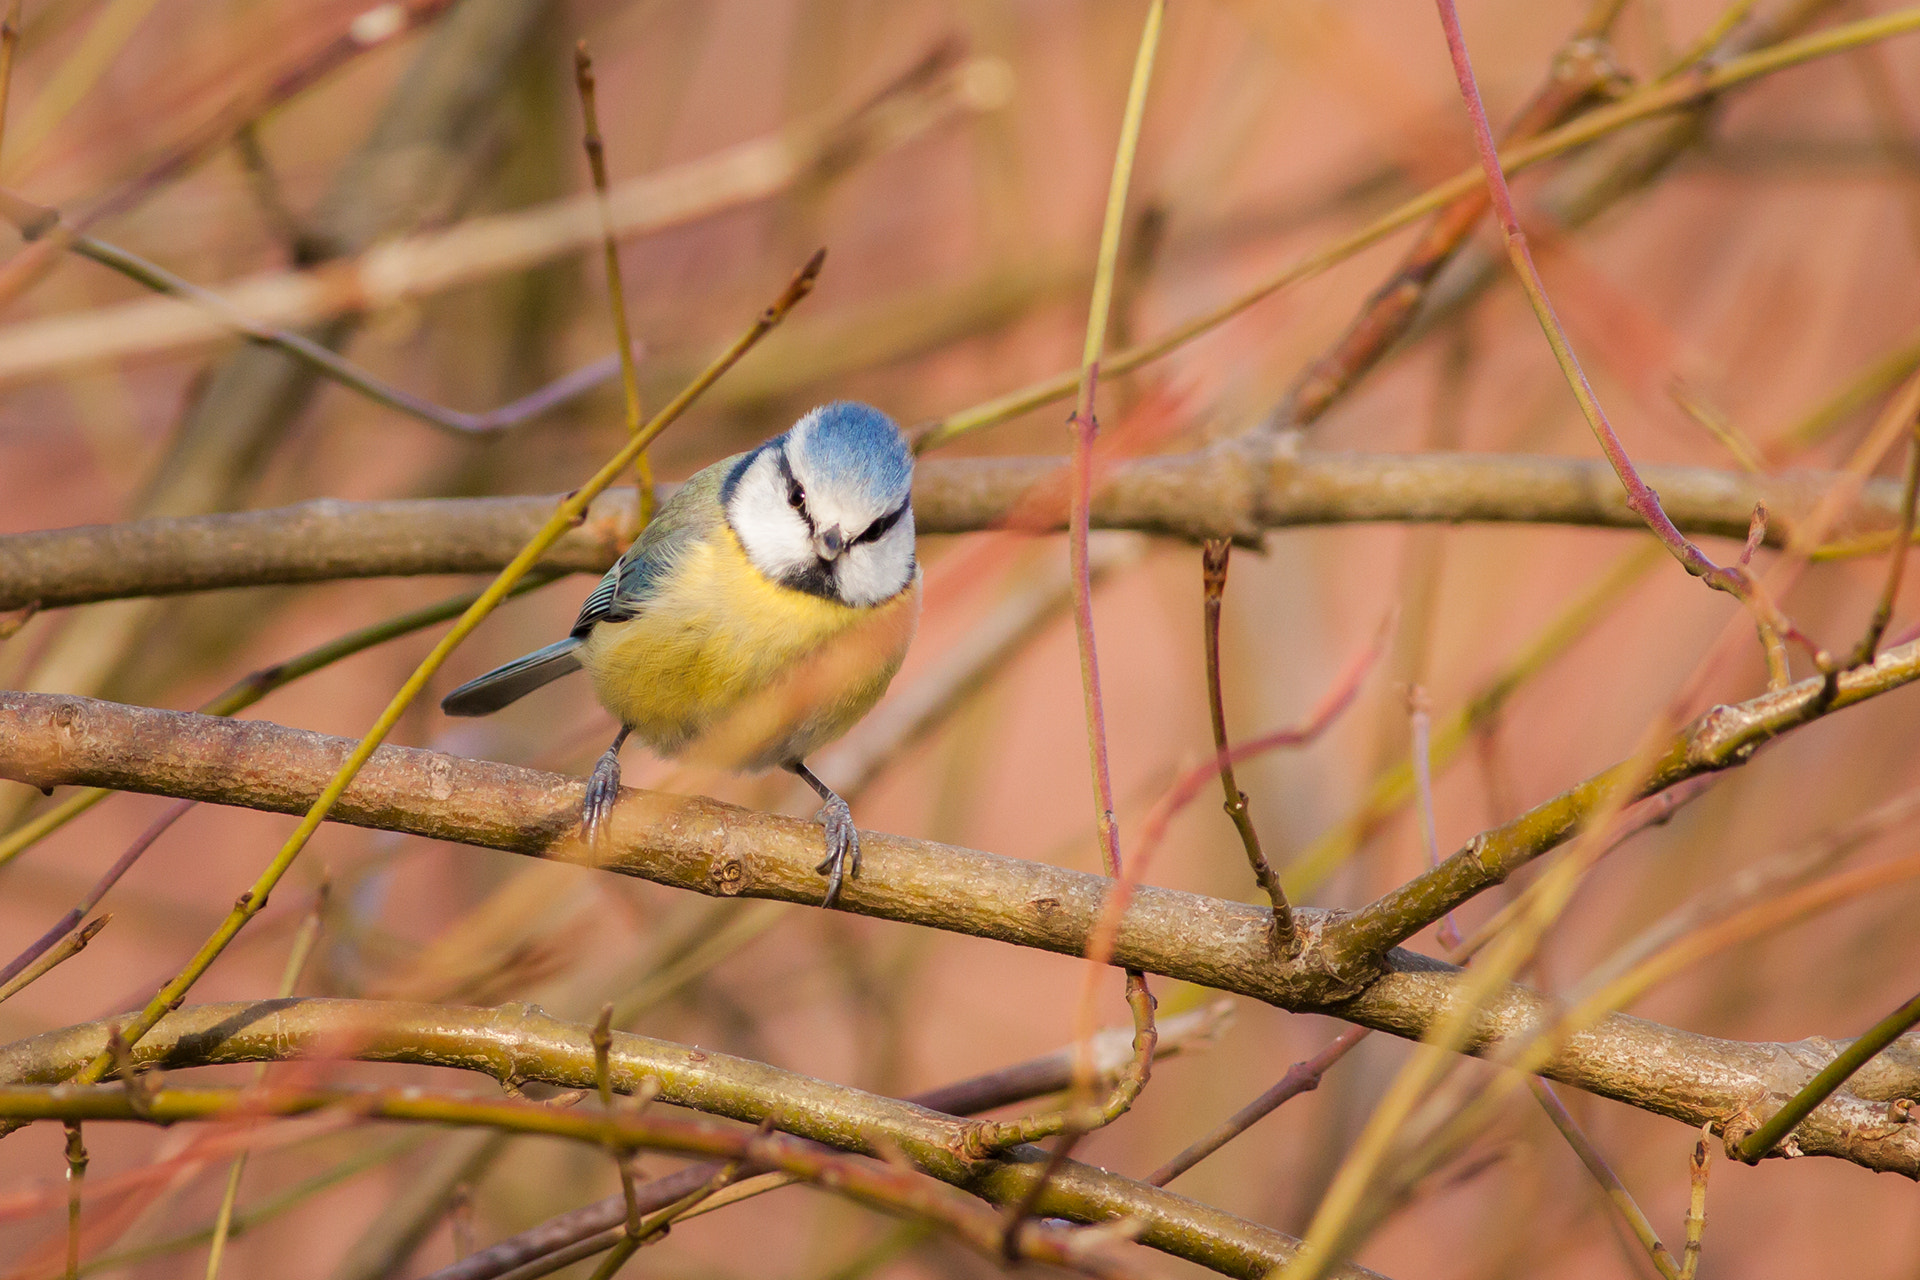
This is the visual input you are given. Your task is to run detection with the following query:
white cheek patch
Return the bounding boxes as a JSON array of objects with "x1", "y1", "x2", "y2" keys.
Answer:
[
  {"x1": 728, "y1": 453, "x2": 815, "y2": 582},
  {"x1": 834, "y1": 512, "x2": 916, "y2": 607}
]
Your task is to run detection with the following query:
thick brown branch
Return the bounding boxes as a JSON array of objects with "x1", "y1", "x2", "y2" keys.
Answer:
[
  {"x1": 0, "y1": 692, "x2": 1913, "y2": 1176},
  {"x1": 2, "y1": 445, "x2": 1909, "y2": 611},
  {"x1": 0, "y1": 998, "x2": 1366, "y2": 1280}
]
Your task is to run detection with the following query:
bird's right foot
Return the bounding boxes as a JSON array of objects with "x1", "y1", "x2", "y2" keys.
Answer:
[{"x1": 581, "y1": 747, "x2": 624, "y2": 847}]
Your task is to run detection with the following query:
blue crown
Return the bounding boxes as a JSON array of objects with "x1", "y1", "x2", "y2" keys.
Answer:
[{"x1": 790, "y1": 402, "x2": 913, "y2": 503}]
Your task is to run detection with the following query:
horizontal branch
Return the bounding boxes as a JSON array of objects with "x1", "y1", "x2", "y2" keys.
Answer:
[
  {"x1": 2, "y1": 444, "x2": 1908, "y2": 610},
  {"x1": 0, "y1": 693, "x2": 1913, "y2": 1176},
  {"x1": 0, "y1": 998, "x2": 1334, "y2": 1280}
]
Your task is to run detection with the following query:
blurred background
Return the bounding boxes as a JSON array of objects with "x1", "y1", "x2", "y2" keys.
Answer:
[{"x1": 1, "y1": 0, "x2": 1919, "y2": 1276}]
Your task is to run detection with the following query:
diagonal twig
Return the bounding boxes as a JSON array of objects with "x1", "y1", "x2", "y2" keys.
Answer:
[
  {"x1": 575, "y1": 42, "x2": 654, "y2": 526},
  {"x1": 1148, "y1": 1026, "x2": 1370, "y2": 1188},
  {"x1": 1846, "y1": 414, "x2": 1920, "y2": 666},
  {"x1": 1735, "y1": 986, "x2": 1920, "y2": 1162}
]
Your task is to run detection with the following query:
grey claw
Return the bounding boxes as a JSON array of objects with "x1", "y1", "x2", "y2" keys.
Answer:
[
  {"x1": 581, "y1": 749, "x2": 623, "y2": 846},
  {"x1": 813, "y1": 795, "x2": 859, "y2": 909}
]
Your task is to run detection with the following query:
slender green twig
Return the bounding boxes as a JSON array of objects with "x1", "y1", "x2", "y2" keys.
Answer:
[
  {"x1": 64, "y1": 1120, "x2": 87, "y2": 1280},
  {"x1": 0, "y1": 573, "x2": 563, "y2": 870},
  {"x1": 205, "y1": 886, "x2": 329, "y2": 1280},
  {"x1": 1735, "y1": 987, "x2": 1920, "y2": 1162},
  {"x1": 1529, "y1": 1078, "x2": 1679, "y2": 1280},
  {"x1": 59, "y1": 251, "x2": 825, "y2": 1091},
  {"x1": 585, "y1": 1233, "x2": 642, "y2": 1279},
  {"x1": 575, "y1": 43, "x2": 654, "y2": 527},
  {"x1": 1662, "y1": 0, "x2": 1760, "y2": 76},
  {"x1": 1407, "y1": 688, "x2": 1460, "y2": 950},
  {"x1": 1681, "y1": 1128, "x2": 1711, "y2": 1279},
  {"x1": 590, "y1": 1003, "x2": 644, "y2": 1242}
]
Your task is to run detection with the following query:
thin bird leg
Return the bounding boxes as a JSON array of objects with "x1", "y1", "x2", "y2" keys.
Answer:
[
  {"x1": 790, "y1": 760, "x2": 858, "y2": 908},
  {"x1": 582, "y1": 726, "x2": 632, "y2": 845}
]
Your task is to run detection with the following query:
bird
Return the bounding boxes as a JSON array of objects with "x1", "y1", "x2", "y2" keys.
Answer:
[{"x1": 441, "y1": 401, "x2": 920, "y2": 908}]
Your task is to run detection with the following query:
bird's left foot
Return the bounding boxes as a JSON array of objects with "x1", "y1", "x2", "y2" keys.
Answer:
[{"x1": 813, "y1": 793, "x2": 860, "y2": 909}]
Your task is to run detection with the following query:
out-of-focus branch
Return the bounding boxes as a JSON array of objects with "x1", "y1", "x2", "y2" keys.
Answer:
[
  {"x1": 4, "y1": 446, "x2": 1912, "y2": 612},
  {"x1": 343, "y1": 1000, "x2": 1229, "y2": 1280},
  {"x1": 133, "y1": 0, "x2": 559, "y2": 527},
  {"x1": 0, "y1": 1080, "x2": 1160, "y2": 1280},
  {"x1": 0, "y1": 49, "x2": 1008, "y2": 384},
  {"x1": 0, "y1": 998, "x2": 1368, "y2": 1280},
  {"x1": 1272, "y1": 24, "x2": 1626, "y2": 430},
  {"x1": 0, "y1": 692, "x2": 1914, "y2": 1177},
  {"x1": 0, "y1": 186, "x2": 637, "y2": 436}
]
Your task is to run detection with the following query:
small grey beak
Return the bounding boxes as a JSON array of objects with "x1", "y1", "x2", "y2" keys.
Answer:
[{"x1": 814, "y1": 524, "x2": 846, "y2": 559}]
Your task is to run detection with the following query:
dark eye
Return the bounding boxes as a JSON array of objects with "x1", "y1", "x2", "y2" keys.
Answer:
[
  {"x1": 853, "y1": 504, "x2": 906, "y2": 546},
  {"x1": 787, "y1": 481, "x2": 806, "y2": 511}
]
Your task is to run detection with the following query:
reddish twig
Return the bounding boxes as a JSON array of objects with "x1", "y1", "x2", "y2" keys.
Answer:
[
  {"x1": 1847, "y1": 415, "x2": 1920, "y2": 667},
  {"x1": 1148, "y1": 1026, "x2": 1371, "y2": 1187},
  {"x1": 1131, "y1": 621, "x2": 1386, "y2": 885},
  {"x1": 1430, "y1": 0, "x2": 1804, "y2": 657},
  {"x1": 1200, "y1": 541, "x2": 1293, "y2": 943},
  {"x1": 0, "y1": 799, "x2": 192, "y2": 990}
]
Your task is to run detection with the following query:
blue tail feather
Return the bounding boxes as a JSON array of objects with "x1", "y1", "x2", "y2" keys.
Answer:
[{"x1": 440, "y1": 638, "x2": 583, "y2": 716}]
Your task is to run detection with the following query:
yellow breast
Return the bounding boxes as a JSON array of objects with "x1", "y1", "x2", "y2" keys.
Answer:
[{"x1": 576, "y1": 527, "x2": 920, "y2": 771}]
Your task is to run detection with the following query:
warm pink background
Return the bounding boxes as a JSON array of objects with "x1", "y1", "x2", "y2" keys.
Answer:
[{"x1": 1, "y1": 1, "x2": 1918, "y2": 1276}]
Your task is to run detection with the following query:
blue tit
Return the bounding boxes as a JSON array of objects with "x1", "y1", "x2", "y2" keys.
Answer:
[{"x1": 442, "y1": 401, "x2": 920, "y2": 907}]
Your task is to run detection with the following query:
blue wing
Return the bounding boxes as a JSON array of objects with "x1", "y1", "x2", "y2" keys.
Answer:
[
  {"x1": 568, "y1": 454, "x2": 739, "y2": 637},
  {"x1": 569, "y1": 544, "x2": 673, "y2": 634}
]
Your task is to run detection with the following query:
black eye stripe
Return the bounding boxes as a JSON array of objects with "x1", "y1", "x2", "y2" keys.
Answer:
[
  {"x1": 773, "y1": 449, "x2": 814, "y2": 531},
  {"x1": 853, "y1": 502, "x2": 906, "y2": 546}
]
